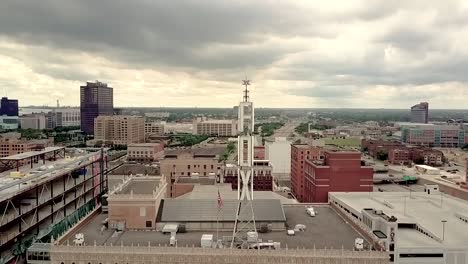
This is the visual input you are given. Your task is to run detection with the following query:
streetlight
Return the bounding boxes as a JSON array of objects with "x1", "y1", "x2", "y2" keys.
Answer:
[
  {"x1": 441, "y1": 220, "x2": 447, "y2": 241},
  {"x1": 404, "y1": 196, "x2": 407, "y2": 216},
  {"x1": 440, "y1": 192, "x2": 444, "y2": 208}
]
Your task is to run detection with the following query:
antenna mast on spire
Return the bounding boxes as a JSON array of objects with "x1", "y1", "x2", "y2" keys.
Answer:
[{"x1": 242, "y1": 80, "x2": 250, "y2": 102}]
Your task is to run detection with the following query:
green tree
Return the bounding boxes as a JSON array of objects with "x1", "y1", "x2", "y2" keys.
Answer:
[{"x1": 376, "y1": 150, "x2": 388, "y2": 161}]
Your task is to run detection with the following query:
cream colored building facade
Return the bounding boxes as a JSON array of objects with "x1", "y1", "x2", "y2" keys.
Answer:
[
  {"x1": 127, "y1": 143, "x2": 164, "y2": 162},
  {"x1": 144, "y1": 122, "x2": 165, "y2": 136},
  {"x1": 94, "y1": 115, "x2": 144, "y2": 145},
  {"x1": 192, "y1": 117, "x2": 237, "y2": 136}
]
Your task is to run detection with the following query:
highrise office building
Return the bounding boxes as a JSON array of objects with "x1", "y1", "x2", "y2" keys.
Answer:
[
  {"x1": 0, "y1": 97, "x2": 19, "y2": 116},
  {"x1": 0, "y1": 97, "x2": 19, "y2": 129},
  {"x1": 410, "y1": 102, "x2": 429, "y2": 123},
  {"x1": 80, "y1": 81, "x2": 113, "y2": 135}
]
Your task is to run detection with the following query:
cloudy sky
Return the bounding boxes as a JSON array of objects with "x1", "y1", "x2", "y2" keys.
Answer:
[{"x1": 1, "y1": 0, "x2": 468, "y2": 108}]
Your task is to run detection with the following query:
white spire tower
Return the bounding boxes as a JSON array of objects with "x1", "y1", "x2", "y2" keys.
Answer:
[{"x1": 231, "y1": 79, "x2": 256, "y2": 248}]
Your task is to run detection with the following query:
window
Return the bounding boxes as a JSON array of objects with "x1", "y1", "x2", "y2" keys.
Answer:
[
  {"x1": 140, "y1": 207, "x2": 146, "y2": 216},
  {"x1": 204, "y1": 165, "x2": 206, "y2": 169},
  {"x1": 211, "y1": 165, "x2": 214, "y2": 169},
  {"x1": 146, "y1": 220, "x2": 152, "y2": 227}
]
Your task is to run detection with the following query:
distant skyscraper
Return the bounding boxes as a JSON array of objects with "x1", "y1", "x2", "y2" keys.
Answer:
[
  {"x1": 410, "y1": 102, "x2": 429, "y2": 123},
  {"x1": 0, "y1": 97, "x2": 19, "y2": 117},
  {"x1": 0, "y1": 97, "x2": 19, "y2": 129},
  {"x1": 80, "y1": 81, "x2": 113, "y2": 135}
]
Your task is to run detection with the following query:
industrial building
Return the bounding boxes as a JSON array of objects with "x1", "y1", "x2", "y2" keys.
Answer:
[
  {"x1": 0, "y1": 148, "x2": 111, "y2": 263},
  {"x1": 94, "y1": 115, "x2": 145, "y2": 145},
  {"x1": 80, "y1": 81, "x2": 114, "y2": 135},
  {"x1": 192, "y1": 117, "x2": 238, "y2": 137},
  {"x1": 410, "y1": 102, "x2": 429, "y2": 124},
  {"x1": 330, "y1": 191, "x2": 468, "y2": 264}
]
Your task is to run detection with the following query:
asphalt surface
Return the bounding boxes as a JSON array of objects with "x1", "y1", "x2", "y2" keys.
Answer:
[{"x1": 64, "y1": 206, "x2": 362, "y2": 250}]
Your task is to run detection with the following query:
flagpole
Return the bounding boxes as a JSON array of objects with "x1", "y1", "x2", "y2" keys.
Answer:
[{"x1": 217, "y1": 187, "x2": 219, "y2": 243}]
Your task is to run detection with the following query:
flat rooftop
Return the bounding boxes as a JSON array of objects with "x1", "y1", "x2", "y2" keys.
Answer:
[
  {"x1": 62, "y1": 205, "x2": 364, "y2": 249},
  {"x1": 0, "y1": 146, "x2": 65, "y2": 161},
  {"x1": 0, "y1": 150, "x2": 100, "y2": 199},
  {"x1": 330, "y1": 192, "x2": 468, "y2": 248},
  {"x1": 177, "y1": 184, "x2": 297, "y2": 204},
  {"x1": 117, "y1": 178, "x2": 161, "y2": 195},
  {"x1": 164, "y1": 146, "x2": 225, "y2": 157},
  {"x1": 128, "y1": 143, "x2": 162, "y2": 147}
]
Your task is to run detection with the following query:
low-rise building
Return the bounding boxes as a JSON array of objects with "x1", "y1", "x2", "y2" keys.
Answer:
[
  {"x1": 0, "y1": 138, "x2": 54, "y2": 158},
  {"x1": 94, "y1": 115, "x2": 145, "y2": 145},
  {"x1": 388, "y1": 148, "x2": 411, "y2": 165},
  {"x1": 46, "y1": 108, "x2": 80, "y2": 128},
  {"x1": 401, "y1": 123, "x2": 467, "y2": 148},
  {"x1": 411, "y1": 148, "x2": 444, "y2": 166},
  {"x1": 193, "y1": 117, "x2": 237, "y2": 137},
  {"x1": 108, "y1": 176, "x2": 167, "y2": 230},
  {"x1": 145, "y1": 122, "x2": 165, "y2": 136},
  {"x1": 0, "y1": 115, "x2": 19, "y2": 130},
  {"x1": 304, "y1": 151, "x2": 373, "y2": 203},
  {"x1": 330, "y1": 191, "x2": 468, "y2": 263},
  {"x1": 160, "y1": 148, "x2": 223, "y2": 197},
  {"x1": 20, "y1": 113, "x2": 47, "y2": 130},
  {"x1": 127, "y1": 143, "x2": 164, "y2": 163},
  {"x1": 223, "y1": 160, "x2": 273, "y2": 191}
]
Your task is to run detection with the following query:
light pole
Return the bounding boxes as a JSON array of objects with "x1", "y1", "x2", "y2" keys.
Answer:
[
  {"x1": 441, "y1": 220, "x2": 447, "y2": 241},
  {"x1": 404, "y1": 196, "x2": 407, "y2": 216},
  {"x1": 440, "y1": 192, "x2": 444, "y2": 208}
]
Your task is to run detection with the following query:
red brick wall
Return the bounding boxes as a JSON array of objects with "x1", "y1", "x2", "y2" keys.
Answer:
[
  {"x1": 291, "y1": 145, "x2": 323, "y2": 202},
  {"x1": 305, "y1": 151, "x2": 373, "y2": 203}
]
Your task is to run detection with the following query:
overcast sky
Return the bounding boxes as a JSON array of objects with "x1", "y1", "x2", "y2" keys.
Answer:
[{"x1": 1, "y1": 0, "x2": 468, "y2": 108}]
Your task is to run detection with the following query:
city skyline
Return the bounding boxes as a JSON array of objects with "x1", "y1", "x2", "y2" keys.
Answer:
[{"x1": 1, "y1": 1, "x2": 468, "y2": 108}]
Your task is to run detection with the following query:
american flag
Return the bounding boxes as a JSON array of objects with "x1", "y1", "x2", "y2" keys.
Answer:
[{"x1": 217, "y1": 190, "x2": 223, "y2": 210}]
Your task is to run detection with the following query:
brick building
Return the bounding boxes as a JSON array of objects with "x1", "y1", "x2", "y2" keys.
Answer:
[
  {"x1": 290, "y1": 144, "x2": 324, "y2": 202},
  {"x1": 108, "y1": 176, "x2": 167, "y2": 230},
  {"x1": 361, "y1": 139, "x2": 403, "y2": 158},
  {"x1": 254, "y1": 146, "x2": 265, "y2": 159},
  {"x1": 160, "y1": 148, "x2": 223, "y2": 197},
  {"x1": 411, "y1": 148, "x2": 444, "y2": 166},
  {"x1": 388, "y1": 148, "x2": 411, "y2": 165},
  {"x1": 223, "y1": 160, "x2": 273, "y2": 191},
  {"x1": 304, "y1": 151, "x2": 373, "y2": 203}
]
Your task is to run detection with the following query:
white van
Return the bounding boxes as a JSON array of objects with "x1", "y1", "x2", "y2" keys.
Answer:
[{"x1": 306, "y1": 207, "x2": 316, "y2": 217}]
